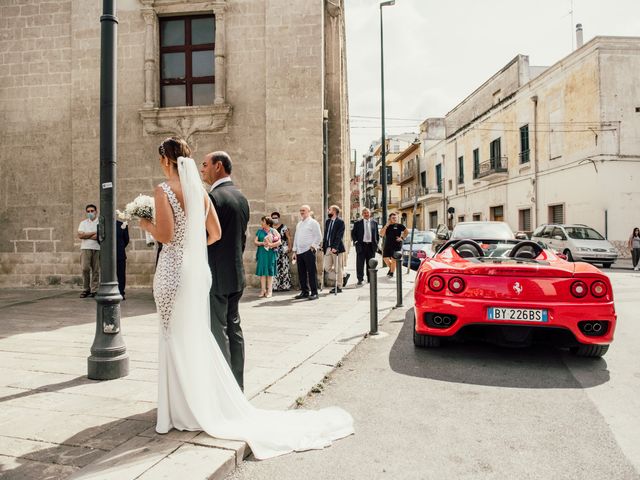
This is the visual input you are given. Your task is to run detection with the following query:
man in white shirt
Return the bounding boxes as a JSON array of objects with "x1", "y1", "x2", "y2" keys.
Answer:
[
  {"x1": 78, "y1": 204, "x2": 100, "y2": 297},
  {"x1": 292, "y1": 204, "x2": 322, "y2": 300}
]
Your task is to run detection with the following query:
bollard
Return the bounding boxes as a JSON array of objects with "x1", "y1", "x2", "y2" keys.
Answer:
[
  {"x1": 368, "y1": 258, "x2": 379, "y2": 335},
  {"x1": 393, "y1": 251, "x2": 403, "y2": 307}
]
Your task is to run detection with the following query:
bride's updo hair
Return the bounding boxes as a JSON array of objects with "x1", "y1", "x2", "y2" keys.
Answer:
[{"x1": 158, "y1": 137, "x2": 192, "y2": 167}]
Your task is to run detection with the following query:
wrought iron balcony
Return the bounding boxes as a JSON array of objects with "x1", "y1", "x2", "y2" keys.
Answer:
[
  {"x1": 401, "y1": 186, "x2": 428, "y2": 205},
  {"x1": 399, "y1": 169, "x2": 416, "y2": 185},
  {"x1": 474, "y1": 156, "x2": 508, "y2": 179}
]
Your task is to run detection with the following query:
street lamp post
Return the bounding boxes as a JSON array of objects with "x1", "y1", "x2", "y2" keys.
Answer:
[
  {"x1": 407, "y1": 138, "x2": 420, "y2": 273},
  {"x1": 380, "y1": 0, "x2": 395, "y2": 224},
  {"x1": 88, "y1": 0, "x2": 129, "y2": 380}
]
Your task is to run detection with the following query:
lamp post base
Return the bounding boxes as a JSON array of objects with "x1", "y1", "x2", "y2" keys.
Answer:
[
  {"x1": 88, "y1": 283, "x2": 129, "y2": 380},
  {"x1": 88, "y1": 353, "x2": 129, "y2": 380}
]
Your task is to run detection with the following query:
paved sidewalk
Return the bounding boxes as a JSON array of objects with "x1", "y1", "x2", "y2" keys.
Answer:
[{"x1": 0, "y1": 258, "x2": 415, "y2": 479}]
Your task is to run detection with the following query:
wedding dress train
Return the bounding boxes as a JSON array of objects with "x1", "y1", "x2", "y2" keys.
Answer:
[{"x1": 153, "y1": 157, "x2": 353, "y2": 460}]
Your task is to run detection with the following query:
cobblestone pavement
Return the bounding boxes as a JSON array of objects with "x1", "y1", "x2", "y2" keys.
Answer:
[{"x1": 0, "y1": 257, "x2": 414, "y2": 479}]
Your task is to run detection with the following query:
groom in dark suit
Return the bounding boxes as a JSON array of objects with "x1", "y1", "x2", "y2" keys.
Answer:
[
  {"x1": 200, "y1": 151, "x2": 250, "y2": 390},
  {"x1": 351, "y1": 207, "x2": 379, "y2": 285}
]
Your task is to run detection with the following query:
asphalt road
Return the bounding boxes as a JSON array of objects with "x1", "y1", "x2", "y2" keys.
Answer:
[{"x1": 227, "y1": 269, "x2": 640, "y2": 480}]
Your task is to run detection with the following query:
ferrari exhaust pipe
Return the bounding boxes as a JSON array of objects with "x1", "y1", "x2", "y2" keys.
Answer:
[
  {"x1": 592, "y1": 322, "x2": 602, "y2": 333},
  {"x1": 442, "y1": 316, "x2": 452, "y2": 326},
  {"x1": 584, "y1": 323, "x2": 593, "y2": 332},
  {"x1": 433, "y1": 316, "x2": 443, "y2": 325}
]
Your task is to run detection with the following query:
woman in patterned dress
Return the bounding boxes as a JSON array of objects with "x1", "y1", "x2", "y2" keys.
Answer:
[{"x1": 271, "y1": 212, "x2": 293, "y2": 291}]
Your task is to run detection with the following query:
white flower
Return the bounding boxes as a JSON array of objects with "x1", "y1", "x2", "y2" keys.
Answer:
[{"x1": 117, "y1": 194, "x2": 155, "y2": 227}]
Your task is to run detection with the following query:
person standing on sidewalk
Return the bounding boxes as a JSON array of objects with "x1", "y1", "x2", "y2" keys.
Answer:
[
  {"x1": 292, "y1": 205, "x2": 322, "y2": 300},
  {"x1": 78, "y1": 204, "x2": 100, "y2": 298},
  {"x1": 352, "y1": 207, "x2": 379, "y2": 286},
  {"x1": 254, "y1": 216, "x2": 281, "y2": 298},
  {"x1": 271, "y1": 212, "x2": 293, "y2": 291},
  {"x1": 116, "y1": 220, "x2": 130, "y2": 299},
  {"x1": 323, "y1": 205, "x2": 348, "y2": 293},
  {"x1": 200, "y1": 149, "x2": 250, "y2": 391},
  {"x1": 380, "y1": 212, "x2": 408, "y2": 278},
  {"x1": 629, "y1": 227, "x2": 640, "y2": 271}
]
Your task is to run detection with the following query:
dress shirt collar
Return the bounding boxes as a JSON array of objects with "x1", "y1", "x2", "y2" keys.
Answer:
[{"x1": 209, "y1": 176, "x2": 232, "y2": 191}]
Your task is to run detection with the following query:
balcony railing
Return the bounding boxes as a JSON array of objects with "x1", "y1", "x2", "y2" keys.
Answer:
[
  {"x1": 474, "y1": 156, "x2": 508, "y2": 179},
  {"x1": 401, "y1": 187, "x2": 428, "y2": 204},
  {"x1": 399, "y1": 169, "x2": 416, "y2": 184}
]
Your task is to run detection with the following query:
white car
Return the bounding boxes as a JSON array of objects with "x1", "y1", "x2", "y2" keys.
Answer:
[{"x1": 531, "y1": 224, "x2": 618, "y2": 268}]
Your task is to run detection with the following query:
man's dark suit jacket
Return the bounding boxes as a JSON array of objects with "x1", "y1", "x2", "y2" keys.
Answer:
[
  {"x1": 323, "y1": 217, "x2": 346, "y2": 254},
  {"x1": 116, "y1": 221, "x2": 129, "y2": 261},
  {"x1": 207, "y1": 181, "x2": 250, "y2": 294},
  {"x1": 352, "y1": 218, "x2": 379, "y2": 248}
]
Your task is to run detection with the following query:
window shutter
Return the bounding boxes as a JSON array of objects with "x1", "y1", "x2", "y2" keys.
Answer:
[{"x1": 550, "y1": 205, "x2": 564, "y2": 224}]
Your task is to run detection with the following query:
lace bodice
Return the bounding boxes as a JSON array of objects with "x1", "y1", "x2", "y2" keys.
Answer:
[
  {"x1": 153, "y1": 182, "x2": 186, "y2": 334},
  {"x1": 160, "y1": 182, "x2": 186, "y2": 247}
]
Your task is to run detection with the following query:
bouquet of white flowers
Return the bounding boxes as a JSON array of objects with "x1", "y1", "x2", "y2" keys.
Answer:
[{"x1": 116, "y1": 194, "x2": 155, "y2": 228}]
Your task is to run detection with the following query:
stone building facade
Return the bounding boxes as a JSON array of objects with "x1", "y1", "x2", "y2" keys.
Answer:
[
  {"x1": 0, "y1": 0, "x2": 350, "y2": 287},
  {"x1": 417, "y1": 37, "x2": 640, "y2": 254}
]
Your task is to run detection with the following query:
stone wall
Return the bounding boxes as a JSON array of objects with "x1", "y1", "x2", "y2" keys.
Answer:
[{"x1": 0, "y1": 0, "x2": 350, "y2": 288}]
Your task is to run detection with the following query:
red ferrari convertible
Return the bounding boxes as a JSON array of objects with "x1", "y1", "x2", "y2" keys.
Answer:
[{"x1": 412, "y1": 233, "x2": 616, "y2": 357}]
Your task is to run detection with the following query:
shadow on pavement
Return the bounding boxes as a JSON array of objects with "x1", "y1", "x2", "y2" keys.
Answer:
[
  {"x1": 250, "y1": 297, "x2": 297, "y2": 308},
  {"x1": 389, "y1": 309, "x2": 610, "y2": 389},
  {"x1": 0, "y1": 375, "x2": 95, "y2": 403},
  {"x1": 0, "y1": 289, "x2": 156, "y2": 339},
  {"x1": 0, "y1": 410, "x2": 156, "y2": 479}
]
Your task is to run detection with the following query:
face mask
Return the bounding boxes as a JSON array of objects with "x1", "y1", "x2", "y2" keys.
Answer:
[
  {"x1": 87, "y1": 212, "x2": 96, "y2": 220},
  {"x1": 271, "y1": 217, "x2": 279, "y2": 222}
]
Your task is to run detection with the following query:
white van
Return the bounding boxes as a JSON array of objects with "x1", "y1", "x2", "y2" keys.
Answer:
[{"x1": 531, "y1": 224, "x2": 618, "y2": 268}]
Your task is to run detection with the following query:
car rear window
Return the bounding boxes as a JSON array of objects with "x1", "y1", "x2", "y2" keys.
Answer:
[
  {"x1": 565, "y1": 227, "x2": 605, "y2": 240},
  {"x1": 404, "y1": 231, "x2": 435, "y2": 244},
  {"x1": 451, "y1": 223, "x2": 515, "y2": 240}
]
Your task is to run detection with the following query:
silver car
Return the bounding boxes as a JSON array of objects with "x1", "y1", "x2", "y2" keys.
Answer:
[{"x1": 531, "y1": 224, "x2": 618, "y2": 267}]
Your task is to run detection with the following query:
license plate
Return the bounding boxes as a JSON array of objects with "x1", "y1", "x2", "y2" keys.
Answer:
[{"x1": 487, "y1": 307, "x2": 548, "y2": 322}]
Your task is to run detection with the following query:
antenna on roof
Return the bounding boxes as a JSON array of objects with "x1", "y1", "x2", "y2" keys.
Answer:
[{"x1": 569, "y1": 0, "x2": 575, "y2": 50}]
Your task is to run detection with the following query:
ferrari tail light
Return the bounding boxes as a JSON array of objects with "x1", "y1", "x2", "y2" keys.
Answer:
[
  {"x1": 570, "y1": 280, "x2": 588, "y2": 298},
  {"x1": 590, "y1": 280, "x2": 607, "y2": 298},
  {"x1": 428, "y1": 275, "x2": 445, "y2": 292},
  {"x1": 448, "y1": 277, "x2": 466, "y2": 294}
]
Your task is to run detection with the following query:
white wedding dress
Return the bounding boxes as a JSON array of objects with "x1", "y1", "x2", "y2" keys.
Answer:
[{"x1": 153, "y1": 157, "x2": 353, "y2": 460}]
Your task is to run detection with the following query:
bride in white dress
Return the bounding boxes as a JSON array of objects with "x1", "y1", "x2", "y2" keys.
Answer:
[{"x1": 140, "y1": 138, "x2": 353, "y2": 460}]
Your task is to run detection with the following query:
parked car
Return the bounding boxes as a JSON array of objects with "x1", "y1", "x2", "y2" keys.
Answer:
[
  {"x1": 402, "y1": 230, "x2": 436, "y2": 270},
  {"x1": 531, "y1": 224, "x2": 618, "y2": 268},
  {"x1": 431, "y1": 224, "x2": 451, "y2": 252},
  {"x1": 410, "y1": 226, "x2": 616, "y2": 357},
  {"x1": 449, "y1": 221, "x2": 516, "y2": 242}
]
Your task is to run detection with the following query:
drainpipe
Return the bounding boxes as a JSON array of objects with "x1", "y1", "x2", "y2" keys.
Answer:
[
  {"x1": 530, "y1": 95, "x2": 539, "y2": 229},
  {"x1": 442, "y1": 153, "x2": 448, "y2": 228},
  {"x1": 323, "y1": 109, "x2": 329, "y2": 216}
]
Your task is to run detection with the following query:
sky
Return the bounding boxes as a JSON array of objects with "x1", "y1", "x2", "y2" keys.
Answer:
[{"x1": 345, "y1": 0, "x2": 640, "y2": 162}]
